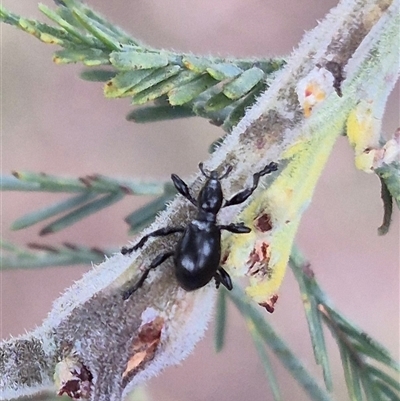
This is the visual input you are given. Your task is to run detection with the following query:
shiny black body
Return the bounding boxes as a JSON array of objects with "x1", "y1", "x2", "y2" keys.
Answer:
[{"x1": 121, "y1": 162, "x2": 278, "y2": 299}]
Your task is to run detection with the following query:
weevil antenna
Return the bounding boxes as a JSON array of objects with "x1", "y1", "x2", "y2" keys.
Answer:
[
  {"x1": 198, "y1": 162, "x2": 211, "y2": 178},
  {"x1": 219, "y1": 165, "x2": 233, "y2": 180}
]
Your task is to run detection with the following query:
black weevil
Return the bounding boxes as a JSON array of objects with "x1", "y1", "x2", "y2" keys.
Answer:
[{"x1": 121, "y1": 162, "x2": 278, "y2": 299}]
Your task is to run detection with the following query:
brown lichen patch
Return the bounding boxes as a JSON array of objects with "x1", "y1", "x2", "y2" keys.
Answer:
[
  {"x1": 54, "y1": 356, "x2": 93, "y2": 400},
  {"x1": 254, "y1": 214, "x2": 273, "y2": 232},
  {"x1": 246, "y1": 241, "x2": 270, "y2": 277},
  {"x1": 240, "y1": 110, "x2": 296, "y2": 150},
  {"x1": 122, "y1": 316, "x2": 164, "y2": 379},
  {"x1": 259, "y1": 294, "x2": 279, "y2": 313}
]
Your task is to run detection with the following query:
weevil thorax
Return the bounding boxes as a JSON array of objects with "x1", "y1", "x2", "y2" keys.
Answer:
[{"x1": 197, "y1": 171, "x2": 223, "y2": 222}]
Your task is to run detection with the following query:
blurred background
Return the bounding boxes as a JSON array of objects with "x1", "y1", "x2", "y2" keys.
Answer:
[{"x1": 1, "y1": 0, "x2": 399, "y2": 400}]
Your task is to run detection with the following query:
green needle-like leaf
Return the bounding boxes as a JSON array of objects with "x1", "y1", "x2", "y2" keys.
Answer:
[
  {"x1": 9, "y1": 171, "x2": 96, "y2": 192},
  {"x1": 128, "y1": 65, "x2": 182, "y2": 97},
  {"x1": 205, "y1": 92, "x2": 235, "y2": 112},
  {"x1": 168, "y1": 75, "x2": 219, "y2": 105},
  {"x1": 223, "y1": 67, "x2": 265, "y2": 99},
  {"x1": 1, "y1": 4, "x2": 285, "y2": 128},
  {"x1": 4, "y1": 172, "x2": 170, "y2": 234},
  {"x1": 325, "y1": 306, "x2": 399, "y2": 371},
  {"x1": 131, "y1": 68, "x2": 194, "y2": 104},
  {"x1": 40, "y1": 191, "x2": 124, "y2": 235},
  {"x1": 126, "y1": 105, "x2": 195, "y2": 123},
  {"x1": 1, "y1": 240, "x2": 112, "y2": 269},
  {"x1": 38, "y1": 3, "x2": 97, "y2": 47},
  {"x1": 182, "y1": 55, "x2": 211, "y2": 73},
  {"x1": 222, "y1": 83, "x2": 266, "y2": 131},
  {"x1": 105, "y1": 69, "x2": 155, "y2": 97},
  {"x1": 110, "y1": 50, "x2": 169, "y2": 71},
  {"x1": 125, "y1": 190, "x2": 175, "y2": 234},
  {"x1": 290, "y1": 251, "x2": 332, "y2": 390},
  {"x1": 291, "y1": 245, "x2": 400, "y2": 400},
  {"x1": 4, "y1": 172, "x2": 165, "y2": 195},
  {"x1": 247, "y1": 320, "x2": 282, "y2": 401},
  {"x1": 65, "y1": 0, "x2": 137, "y2": 45},
  {"x1": 214, "y1": 289, "x2": 227, "y2": 353},
  {"x1": 228, "y1": 286, "x2": 333, "y2": 401},
  {"x1": 11, "y1": 192, "x2": 98, "y2": 230},
  {"x1": 71, "y1": 8, "x2": 122, "y2": 51},
  {"x1": 338, "y1": 344, "x2": 364, "y2": 401},
  {"x1": 367, "y1": 365, "x2": 400, "y2": 394},
  {"x1": 53, "y1": 48, "x2": 110, "y2": 65},
  {"x1": 375, "y1": 380, "x2": 400, "y2": 401},
  {"x1": 80, "y1": 69, "x2": 117, "y2": 82},
  {"x1": 206, "y1": 63, "x2": 243, "y2": 80}
]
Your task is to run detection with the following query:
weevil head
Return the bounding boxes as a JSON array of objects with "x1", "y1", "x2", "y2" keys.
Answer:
[{"x1": 197, "y1": 163, "x2": 232, "y2": 215}]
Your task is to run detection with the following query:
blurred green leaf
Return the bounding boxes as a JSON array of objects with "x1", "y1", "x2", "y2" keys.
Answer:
[
  {"x1": 339, "y1": 344, "x2": 363, "y2": 401},
  {"x1": 125, "y1": 189, "x2": 176, "y2": 234},
  {"x1": 40, "y1": 191, "x2": 124, "y2": 235},
  {"x1": 290, "y1": 245, "x2": 400, "y2": 401},
  {"x1": 247, "y1": 320, "x2": 282, "y2": 401},
  {"x1": 214, "y1": 289, "x2": 227, "y2": 353},
  {"x1": 126, "y1": 105, "x2": 195, "y2": 123},
  {"x1": 289, "y1": 251, "x2": 332, "y2": 390},
  {"x1": 80, "y1": 68, "x2": 116, "y2": 82},
  {"x1": 11, "y1": 192, "x2": 97, "y2": 230},
  {"x1": 228, "y1": 285, "x2": 333, "y2": 401},
  {"x1": 1, "y1": 240, "x2": 112, "y2": 269},
  {"x1": 3, "y1": 172, "x2": 165, "y2": 195},
  {"x1": 368, "y1": 365, "x2": 400, "y2": 394}
]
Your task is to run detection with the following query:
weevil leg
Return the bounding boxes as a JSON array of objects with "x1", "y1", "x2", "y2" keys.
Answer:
[
  {"x1": 171, "y1": 173, "x2": 197, "y2": 207},
  {"x1": 123, "y1": 251, "x2": 175, "y2": 299},
  {"x1": 219, "y1": 222, "x2": 251, "y2": 234},
  {"x1": 121, "y1": 226, "x2": 184, "y2": 255},
  {"x1": 214, "y1": 267, "x2": 233, "y2": 291},
  {"x1": 223, "y1": 162, "x2": 278, "y2": 208}
]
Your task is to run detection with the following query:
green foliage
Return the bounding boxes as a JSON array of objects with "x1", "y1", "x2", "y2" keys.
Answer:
[
  {"x1": 0, "y1": 1, "x2": 285, "y2": 131},
  {"x1": 1, "y1": 240, "x2": 111, "y2": 269},
  {"x1": 228, "y1": 285, "x2": 333, "y2": 401},
  {"x1": 1, "y1": 172, "x2": 168, "y2": 240},
  {"x1": 289, "y1": 247, "x2": 400, "y2": 401},
  {"x1": 214, "y1": 289, "x2": 228, "y2": 353}
]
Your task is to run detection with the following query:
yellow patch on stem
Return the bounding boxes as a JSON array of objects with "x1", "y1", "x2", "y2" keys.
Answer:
[
  {"x1": 225, "y1": 124, "x2": 341, "y2": 305},
  {"x1": 346, "y1": 100, "x2": 382, "y2": 172}
]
